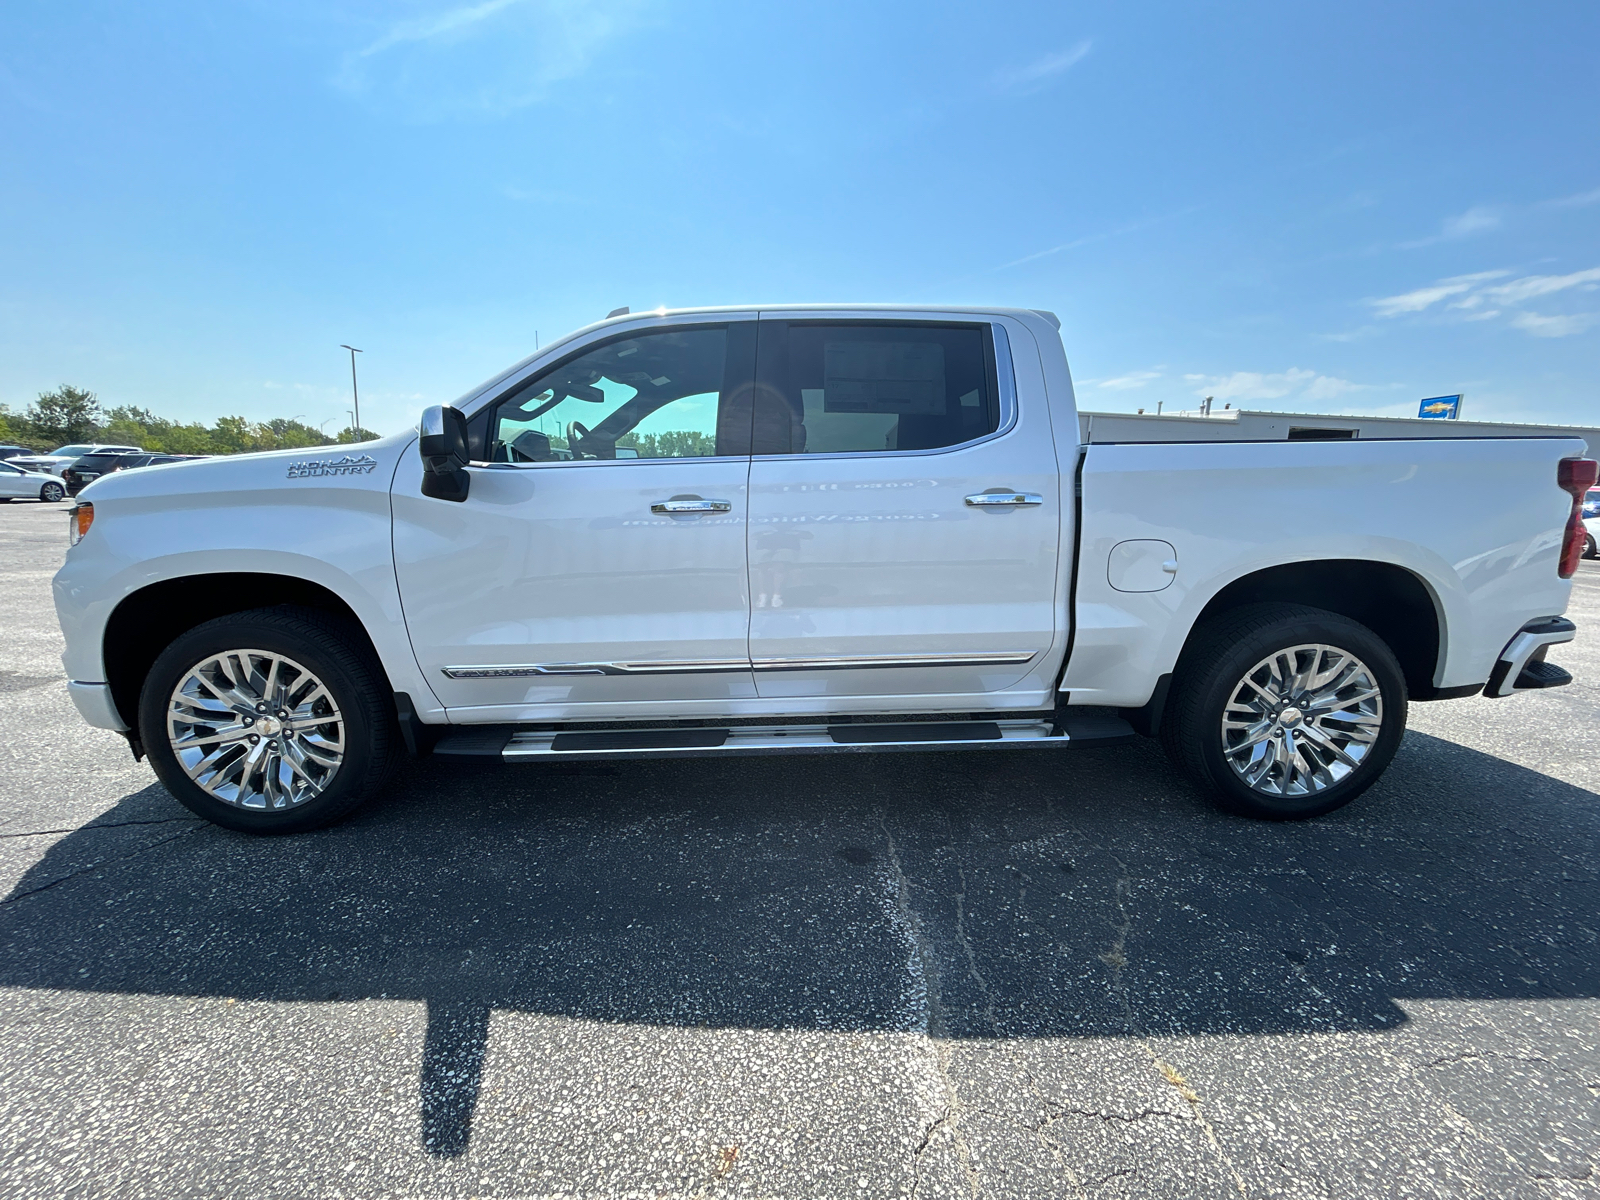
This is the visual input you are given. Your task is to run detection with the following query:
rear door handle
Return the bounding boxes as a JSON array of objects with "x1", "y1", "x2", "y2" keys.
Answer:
[
  {"x1": 651, "y1": 498, "x2": 733, "y2": 514},
  {"x1": 964, "y1": 491, "x2": 1043, "y2": 507}
]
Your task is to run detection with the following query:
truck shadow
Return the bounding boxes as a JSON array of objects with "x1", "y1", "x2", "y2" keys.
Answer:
[{"x1": 2, "y1": 730, "x2": 1596, "y2": 1157}]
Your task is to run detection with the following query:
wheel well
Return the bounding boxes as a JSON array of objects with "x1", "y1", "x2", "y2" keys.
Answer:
[
  {"x1": 1190, "y1": 560, "x2": 1443, "y2": 698},
  {"x1": 103, "y1": 573, "x2": 388, "y2": 727}
]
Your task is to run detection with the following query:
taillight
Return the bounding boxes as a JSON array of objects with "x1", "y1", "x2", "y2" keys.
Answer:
[
  {"x1": 1558, "y1": 457, "x2": 1598, "y2": 578},
  {"x1": 68, "y1": 502, "x2": 94, "y2": 547}
]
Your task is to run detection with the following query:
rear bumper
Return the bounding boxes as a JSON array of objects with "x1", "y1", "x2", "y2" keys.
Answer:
[
  {"x1": 67, "y1": 681, "x2": 129, "y2": 731},
  {"x1": 1485, "y1": 617, "x2": 1577, "y2": 697}
]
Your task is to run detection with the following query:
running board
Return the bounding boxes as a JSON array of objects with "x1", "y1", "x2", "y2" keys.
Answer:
[{"x1": 432, "y1": 714, "x2": 1135, "y2": 763}]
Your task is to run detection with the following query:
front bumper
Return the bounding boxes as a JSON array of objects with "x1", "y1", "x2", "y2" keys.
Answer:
[
  {"x1": 1485, "y1": 617, "x2": 1577, "y2": 697},
  {"x1": 67, "y1": 681, "x2": 129, "y2": 731}
]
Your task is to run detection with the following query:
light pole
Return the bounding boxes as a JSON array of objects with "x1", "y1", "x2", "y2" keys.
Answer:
[{"x1": 340, "y1": 345, "x2": 363, "y2": 437}]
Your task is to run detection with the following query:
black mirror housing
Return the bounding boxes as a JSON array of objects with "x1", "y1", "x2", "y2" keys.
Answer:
[{"x1": 419, "y1": 405, "x2": 471, "y2": 502}]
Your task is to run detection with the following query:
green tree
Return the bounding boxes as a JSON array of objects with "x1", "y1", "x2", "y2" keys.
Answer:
[
  {"x1": 618, "y1": 430, "x2": 717, "y2": 458},
  {"x1": 28, "y1": 386, "x2": 102, "y2": 447},
  {"x1": 163, "y1": 423, "x2": 217, "y2": 455},
  {"x1": 0, "y1": 404, "x2": 34, "y2": 448},
  {"x1": 264, "y1": 418, "x2": 334, "y2": 450},
  {"x1": 209, "y1": 416, "x2": 257, "y2": 454}
]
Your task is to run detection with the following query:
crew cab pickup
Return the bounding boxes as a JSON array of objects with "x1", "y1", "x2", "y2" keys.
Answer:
[{"x1": 53, "y1": 306, "x2": 1596, "y2": 833}]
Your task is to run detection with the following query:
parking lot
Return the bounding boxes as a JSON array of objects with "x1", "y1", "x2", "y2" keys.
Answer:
[{"x1": 1, "y1": 496, "x2": 1597, "y2": 1199}]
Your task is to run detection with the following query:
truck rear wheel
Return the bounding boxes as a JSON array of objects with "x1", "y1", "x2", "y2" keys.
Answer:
[
  {"x1": 138, "y1": 607, "x2": 398, "y2": 833},
  {"x1": 1161, "y1": 603, "x2": 1407, "y2": 819}
]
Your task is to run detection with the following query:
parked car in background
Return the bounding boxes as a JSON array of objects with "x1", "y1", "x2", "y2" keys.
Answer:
[
  {"x1": 1583, "y1": 487, "x2": 1600, "y2": 519},
  {"x1": 0, "y1": 460, "x2": 67, "y2": 503},
  {"x1": 118, "y1": 453, "x2": 207, "y2": 471},
  {"x1": 62, "y1": 451, "x2": 203, "y2": 496},
  {"x1": 1585, "y1": 513, "x2": 1599, "y2": 559},
  {"x1": 61, "y1": 452, "x2": 139, "y2": 496},
  {"x1": 10, "y1": 443, "x2": 142, "y2": 476},
  {"x1": 0, "y1": 445, "x2": 31, "y2": 462}
]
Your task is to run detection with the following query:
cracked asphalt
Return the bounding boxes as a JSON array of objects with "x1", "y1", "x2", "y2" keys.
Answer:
[{"x1": 2, "y1": 498, "x2": 1599, "y2": 1199}]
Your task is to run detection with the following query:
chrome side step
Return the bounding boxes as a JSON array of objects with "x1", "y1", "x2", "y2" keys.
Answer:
[{"x1": 431, "y1": 713, "x2": 1135, "y2": 763}]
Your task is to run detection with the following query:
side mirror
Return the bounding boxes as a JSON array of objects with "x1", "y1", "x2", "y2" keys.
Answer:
[{"x1": 419, "y1": 405, "x2": 471, "y2": 502}]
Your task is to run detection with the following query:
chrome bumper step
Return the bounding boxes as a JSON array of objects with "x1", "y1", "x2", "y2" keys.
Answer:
[{"x1": 431, "y1": 713, "x2": 1135, "y2": 763}]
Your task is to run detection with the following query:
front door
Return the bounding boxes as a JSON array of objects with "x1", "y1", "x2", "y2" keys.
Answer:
[
  {"x1": 393, "y1": 319, "x2": 758, "y2": 720},
  {"x1": 746, "y1": 316, "x2": 1063, "y2": 704}
]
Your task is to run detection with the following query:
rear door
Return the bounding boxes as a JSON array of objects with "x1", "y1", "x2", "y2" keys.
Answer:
[{"x1": 745, "y1": 315, "x2": 1063, "y2": 703}]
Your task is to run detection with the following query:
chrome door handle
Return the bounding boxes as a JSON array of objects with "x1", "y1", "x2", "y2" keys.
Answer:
[
  {"x1": 651, "y1": 498, "x2": 732, "y2": 514},
  {"x1": 964, "y1": 491, "x2": 1043, "y2": 507}
]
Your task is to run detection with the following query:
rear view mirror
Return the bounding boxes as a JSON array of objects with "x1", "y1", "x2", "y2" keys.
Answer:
[{"x1": 419, "y1": 405, "x2": 471, "y2": 502}]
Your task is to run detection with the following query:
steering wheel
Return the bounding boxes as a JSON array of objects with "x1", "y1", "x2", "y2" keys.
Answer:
[{"x1": 566, "y1": 420, "x2": 592, "y2": 458}]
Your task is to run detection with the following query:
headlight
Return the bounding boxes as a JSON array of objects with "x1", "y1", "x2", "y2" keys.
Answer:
[{"x1": 68, "y1": 502, "x2": 94, "y2": 546}]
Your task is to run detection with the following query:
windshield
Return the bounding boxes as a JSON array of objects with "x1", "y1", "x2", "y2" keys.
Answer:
[{"x1": 50, "y1": 444, "x2": 92, "y2": 457}]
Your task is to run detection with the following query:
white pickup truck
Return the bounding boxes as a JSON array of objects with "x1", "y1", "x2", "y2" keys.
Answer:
[{"x1": 53, "y1": 306, "x2": 1596, "y2": 833}]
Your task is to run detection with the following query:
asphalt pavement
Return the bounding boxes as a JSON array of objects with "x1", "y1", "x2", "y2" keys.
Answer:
[{"x1": 2, "y1": 496, "x2": 1598, "y2": 1199}]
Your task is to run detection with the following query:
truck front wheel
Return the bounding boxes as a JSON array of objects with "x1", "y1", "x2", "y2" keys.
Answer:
[
  {"x1": 138, "y1": 607, "x2": 398, "y2": 833},
  {"x1": 1161, "y1": 603, "x2": 1407, "y2": 820}
]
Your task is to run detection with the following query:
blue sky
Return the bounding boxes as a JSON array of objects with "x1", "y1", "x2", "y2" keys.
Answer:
[{"x1": 2, "y1": 0, "x2": 1597, "y2": 435}]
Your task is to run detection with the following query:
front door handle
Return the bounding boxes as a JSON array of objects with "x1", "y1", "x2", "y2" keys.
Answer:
[
  {"x1": 964, "y1": 491, "x2": 1043, "y2": 508},
  {"x1": 651, "y1": 498, "x2": 733, "y2": 514}
]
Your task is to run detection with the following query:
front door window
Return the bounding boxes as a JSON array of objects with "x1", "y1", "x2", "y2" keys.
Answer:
[{"x1": 485, "y1": 327, "x2": 751, "y2": 464}]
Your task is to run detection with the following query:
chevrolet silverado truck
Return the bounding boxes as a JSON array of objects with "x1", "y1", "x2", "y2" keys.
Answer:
[{"x1": 53, "y1": 306, "x2": 1596, "y2": 833}]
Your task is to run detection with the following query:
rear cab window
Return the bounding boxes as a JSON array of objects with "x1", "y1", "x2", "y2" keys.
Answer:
[{"x1": 751, "y1": 321, "x2": 1001, "y2": 456}]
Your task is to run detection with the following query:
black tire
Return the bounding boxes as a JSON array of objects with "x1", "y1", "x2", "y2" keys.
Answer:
[
  {"x1": 1161, "y1": 603, "x2": 1407, "y2": 820},
  {"x1": 39, "y1": 481, "x2": 65, "y2": 502},
  {"x1": 1585, "y1": 533, "x2": 1598, "y2": 560},
  {"x1": 139, "y1": 606, "x2": 399, "y2": 833}
]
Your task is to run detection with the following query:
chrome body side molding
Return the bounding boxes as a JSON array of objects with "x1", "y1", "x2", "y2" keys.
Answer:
[
  {"x1": 444, "y1": 651, "x2": 1037, "y2": 680},
  {"x1": 442, "y1": 660, "x2": 749, "y2": 679},
  {"x1": 751, "y1": 651, "x2": 1036, "y2": 672}
]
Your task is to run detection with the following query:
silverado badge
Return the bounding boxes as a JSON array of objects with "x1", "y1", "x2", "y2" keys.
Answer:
[{"x1": 286, "y1": 454, "x2": 379, "y2": 480}]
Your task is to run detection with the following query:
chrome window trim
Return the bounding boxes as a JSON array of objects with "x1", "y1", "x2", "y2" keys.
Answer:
[
  {"x1": 471, "y1": 454, "x2": 749, "y2": 472},
  {"x1": 750, "y1": 321, "x2": 1019, "y2": 464}
]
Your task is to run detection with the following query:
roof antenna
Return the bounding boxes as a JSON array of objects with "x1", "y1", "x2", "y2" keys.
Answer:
[{"x1": 606, "y1": 306, "x2": 630, "y2": 319}]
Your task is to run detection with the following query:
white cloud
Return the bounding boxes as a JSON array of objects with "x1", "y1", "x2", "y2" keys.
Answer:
[
  {"x1": 1439, "y1": 206, "x2": 1500, "y2": 238},
  {"x1": 1091, "y1": 369, "x2": 1162, "y2": 390},
  {"x1": 993, "y1": 41, "x2": 1091, "y2": 93},
  {"x1": 1400, "y1": 205, "x2": 1502, "y2": 248},
  {"x1": 358, "y1": 0, "x2": 526, "y2": 56},
  {"x1": 1370, "y1": 271, "x2": 1509, "y2": 317},
  {"x1": 1544, "y1": 185, "x2": 1600, "y2": 209},
  {"x1": 1481, "y1": 266, "x2": 1600, "y2": 305},
  {"x1": 1183, "y1": 368, "x2": 1359, "y2": 404},
  {"x1": 1371, "y1": 265, "x2": 1600, "y2": 338},
  {"x1": 1510, "y1": 312, "x2": 1599, "y2": 338},
  {"x1": 337, "y1": 0, "x2": 644, "y2": 118}
]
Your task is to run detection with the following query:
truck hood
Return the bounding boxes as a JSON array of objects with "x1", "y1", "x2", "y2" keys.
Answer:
[{"x1": 76, "y1": 431, "x2": 417, "y2": 505}]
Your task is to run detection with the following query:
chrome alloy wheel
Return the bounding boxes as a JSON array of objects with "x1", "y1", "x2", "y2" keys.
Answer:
[
  {"x1": 1220, "y1": 643, "x2": 1383, "y2": 798},
  {"x1": 166, "y1": 649, "x2": 344, "y2": 811}
]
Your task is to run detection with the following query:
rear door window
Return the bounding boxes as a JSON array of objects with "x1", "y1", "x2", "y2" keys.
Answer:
[{"x1": 751, "y1": 322, "x2": 1000, "y2": 456}]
